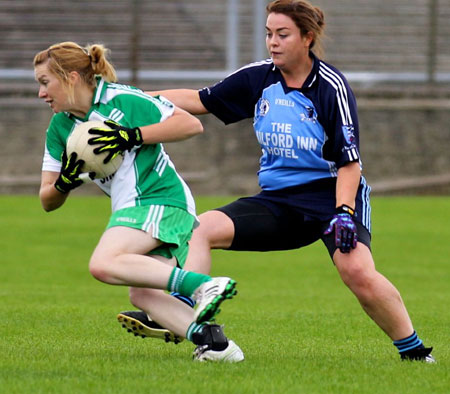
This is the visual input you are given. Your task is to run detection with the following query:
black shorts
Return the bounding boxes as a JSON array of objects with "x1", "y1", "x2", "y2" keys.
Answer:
[{"x1": 216, "y1": 197, "x2": 371, "y2": 258}]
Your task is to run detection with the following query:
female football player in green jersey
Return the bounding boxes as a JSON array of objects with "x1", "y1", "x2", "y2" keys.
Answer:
[{"x1": 33, "y1": 41, "x2": 244, "y2": 362}]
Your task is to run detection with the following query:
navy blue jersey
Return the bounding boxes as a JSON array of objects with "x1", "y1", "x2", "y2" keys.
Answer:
[{"x1": 199, "y1": 52, "x2": 361, "y2": 191}]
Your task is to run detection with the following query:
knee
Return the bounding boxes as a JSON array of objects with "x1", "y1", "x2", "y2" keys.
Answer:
[
  {"x1": 191, "y1": 215, "x2": 215, "y2": 243},
  {"x1": 191, "y1": 210, "x2": 234, "y2": 249},
  {"x1": 89, "y1": 254, "x2": 112, "y2": 283},
  {"x1": 337, "y1": 258, "x2": 374, "y2": 293},
  {"x1": 129, "y1": 287, "x2": 158, "y2": 310},
  {"x1": 129, "y1": 287, "x2": 147, "y2": 307}
]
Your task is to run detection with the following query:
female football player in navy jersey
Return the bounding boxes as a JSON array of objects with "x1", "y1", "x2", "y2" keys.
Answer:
[{"x1": 121, "y1": 0, "x2": 434, "y2": 362}]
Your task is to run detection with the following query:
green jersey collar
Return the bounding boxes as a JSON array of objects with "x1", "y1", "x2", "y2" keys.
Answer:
[{"x1": 93, "y1": 76, "x2": 107, "y2": 105}]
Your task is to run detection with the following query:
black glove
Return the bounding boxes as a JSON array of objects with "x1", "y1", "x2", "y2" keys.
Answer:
[
  {"x1": 324, "y1": 205, "x2": 358, "y2": 253},
  {"x1": 87, "y1": 120, "x2": 143, "y2": 164},
  {"x1": 54, "y1": 151, "x2": 92, "y2": 194}
]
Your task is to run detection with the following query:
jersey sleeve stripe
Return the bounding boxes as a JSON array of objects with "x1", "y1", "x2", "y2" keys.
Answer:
[
  {"x1": 319, "y1": 63, "x2": 352, "y2": 123},
  {"x1": 347, "y1": 148, "x2": 359, "y2": 161},
  {"x1": 155, "y1": 150, "x2": 168, "y2": 176},
  {"x1": 319, "y1": 69, "x2": 349, "y2": 126},
  {"x1": 109, "y1": 108, "x2": 125, "y2": 123},
  {"x1": 319, "y1": 63, "x2": 353, "y2": 125},
  {"x1": 360, "y1": 177, "x2": 372, "y2": 233},
  {"x1": 222, "y1": 59, "x2": 273, "y2": 79}
]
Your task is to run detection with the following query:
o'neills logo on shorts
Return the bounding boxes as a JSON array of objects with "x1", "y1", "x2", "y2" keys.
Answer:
[{"x1": 116, "y1": 217, "x2": 137, "y2": 223}]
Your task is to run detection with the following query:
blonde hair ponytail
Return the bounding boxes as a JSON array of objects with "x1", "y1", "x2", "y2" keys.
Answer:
[{"x1": 86, "y1": 44, "x2": 117, "y2": 83}]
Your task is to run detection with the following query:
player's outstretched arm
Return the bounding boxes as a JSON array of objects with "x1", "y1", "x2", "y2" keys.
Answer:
[
  {"x1": 335, "y1": 161, "x2": 361, "y2": 209},
  {"x1": 139, "y1": 106, "x2": 204, "y2": 144},
  {"x1": 146, "y1": 89, "x2": 209, "y2": 115}
]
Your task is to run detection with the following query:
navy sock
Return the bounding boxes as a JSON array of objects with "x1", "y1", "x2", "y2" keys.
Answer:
[
  {"x1": 170, "y1": 291, "x2": 196, "y2": 308},
  {"x1": 393, "y1": 331, "x2": 424, "y2": 354}
]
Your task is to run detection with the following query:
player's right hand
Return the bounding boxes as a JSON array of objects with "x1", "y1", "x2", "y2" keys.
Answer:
[{"x1": 54, "y1": 150, "x2": 94, "y2": 194}]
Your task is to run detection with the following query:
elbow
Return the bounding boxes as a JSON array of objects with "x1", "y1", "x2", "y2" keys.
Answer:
[
  {"x1": 194, "y1": 118, "x2": 204, "y2": 135},
  {"x1": 39, "y1": 189, "x2": 64, "y2": 212},
  {"x1": 40, "y1": 198, "x2": 57, "y2": 212},
  {"x1": 187, "y1": 117, "x2": 204, "y2": 138},
  {"x1": 39, "y1": 191, "x2": 51, "y2": 212}
]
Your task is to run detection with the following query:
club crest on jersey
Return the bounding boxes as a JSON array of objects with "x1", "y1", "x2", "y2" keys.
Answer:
[
  {"x1": 342, "y1": 125, "x2": 356, "y2": 144},
  {"x1": 300, "y1": 106, "x2": 317, "y2": 123},
  {"x1": 258, "y1": 99, "x2": 270, "y2": 116}
]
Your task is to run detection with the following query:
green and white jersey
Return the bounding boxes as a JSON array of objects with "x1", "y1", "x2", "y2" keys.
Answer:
[{"x1": 42, "y1": 78, "x2": 196, "y2": 217}]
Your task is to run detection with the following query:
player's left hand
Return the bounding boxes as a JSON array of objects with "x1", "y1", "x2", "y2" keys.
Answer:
[
  {"x1": 54, "y1": 150, "x2": 95, "y2": 194},
  {"x1": 324, "y1": 205, "x2": 358, "y2": 253},
  {"x1": 88, "y1": 120, "x2": 143, "y2": 164}
]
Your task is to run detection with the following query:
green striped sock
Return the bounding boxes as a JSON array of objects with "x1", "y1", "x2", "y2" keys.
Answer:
[
  {"x1": 167, "y1": 267, "x2": 211, "y2": 296},
  {"x1": 186, "y1": 322, "x2": 206, "y2": 342}
]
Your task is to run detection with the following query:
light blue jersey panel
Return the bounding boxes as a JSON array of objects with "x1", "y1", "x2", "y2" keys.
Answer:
[{"x1": 254, "y1": 82, "x2": 336, "y2": 190}]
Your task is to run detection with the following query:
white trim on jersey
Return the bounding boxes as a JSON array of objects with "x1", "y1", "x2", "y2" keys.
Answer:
[
  {"x1": 153, "y1": 95, "x2": 174, "y2": 122},
  {"x1": 224, "y1": 58, "x2": 273, "y2": 80},
  {"x1": 100, "y1": 83, "x2": 175, "y2": 123},
  {"x1": 94, "y1": 78, "x2": 105, "y2": 104},
  {"x1": 143, "y1": 205, "x2": 165, "y2": 236},
  {"x1": 327, "y1": 161, "x2": 338, "y2": 177},
  {"x1": 109, "y1": 108, "x2": 125, "y2": 123},
  {"x1": 307, "y1": 73, "x2": 317, "y2": 88},
  {"x1": 347, "y1": 149, "x2": 359, "y2": 161},
  {"x1": 164, "y1": 151, "x2": 197, "y2": 221},
  {"x1": 101, "y1": 86, "x2": 151, "y2": 103},
  {"x1": 88, "y1": 111, "x2": 108, "y2": 122},
  {"x1": 109, "y1": 152, "x2": 139, "y2": 212},
  {"x1": 360, "y1": 177, "x2": 372, "y2": 232},
  {"x1": 42, "y1": 145, "x2": 61, "y2": 172},
  {"x1": 318, "y1": 62, "x2": 353, "y2": 126},
  {"x1": 154, "y1": 150, "x2": 168, "y2": 177}
]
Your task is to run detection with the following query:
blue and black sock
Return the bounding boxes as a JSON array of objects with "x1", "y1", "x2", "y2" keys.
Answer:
[
  {"x1": 170, "y1": 291, "x2": 196, "y2": 308},
  {"x1": 393, "y1": 331, "x2": 424, "y2": 356}
]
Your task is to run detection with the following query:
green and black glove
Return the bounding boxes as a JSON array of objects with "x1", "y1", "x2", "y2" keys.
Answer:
[
  {"x1": 87, "y1": 120, "x2": 143, "y2": 164},
  {"x1": 54, "y1": 151, "x2": 92, "y2": 194}
]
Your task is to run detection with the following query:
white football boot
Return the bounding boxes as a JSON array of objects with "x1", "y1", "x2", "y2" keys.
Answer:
[
  {"x1": 192, "y1": 324, "x2": 244, "y2": 363},
  {"x1": 193, "y1": 340, "x2": 244, "y2": 363},
  {"x1": 193, "y1": 277, "x2": 237, "y2": 324}
]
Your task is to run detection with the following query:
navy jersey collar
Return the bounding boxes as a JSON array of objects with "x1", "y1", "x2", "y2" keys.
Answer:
[
  {"x1": 303, "y1": 51, "x2": 319, "y2": 89},
  {"x1": 273, "y1": 51, "x2": 319, "y2": 93}
]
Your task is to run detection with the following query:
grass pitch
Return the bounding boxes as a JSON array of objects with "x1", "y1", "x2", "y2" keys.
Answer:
[{"x1": 1, "y1": 195, "x2": 449, "y2": 393}]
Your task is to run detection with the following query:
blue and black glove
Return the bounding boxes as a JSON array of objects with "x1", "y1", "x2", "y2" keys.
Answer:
[
  {"x1": 88, "y1": 120, "x2": 143, "y2": 164},
  {"x1": 324, "y1": 205, "x2": 358, "y2": 253},
  {"x1": 54, "y1": 150, "x2": 94, "y2": 194}
]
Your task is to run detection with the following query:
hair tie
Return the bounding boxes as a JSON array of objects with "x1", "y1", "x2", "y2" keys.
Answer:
[{"x1": 82, "y1": 48, "x2": 93, "y2": 64}]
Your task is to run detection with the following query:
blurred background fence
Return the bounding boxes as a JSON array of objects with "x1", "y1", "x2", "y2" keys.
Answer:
[{"x1": 1, "y1": 0, "x2": 450, "y2": 195}]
